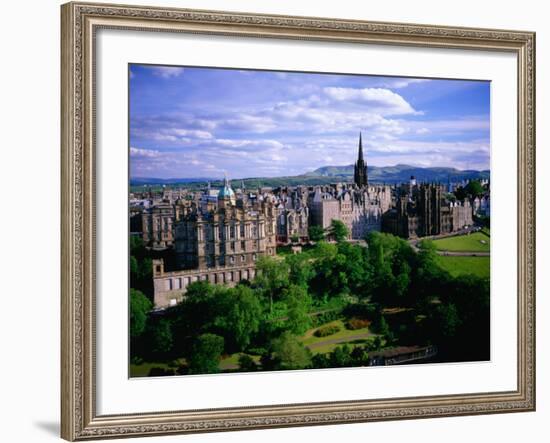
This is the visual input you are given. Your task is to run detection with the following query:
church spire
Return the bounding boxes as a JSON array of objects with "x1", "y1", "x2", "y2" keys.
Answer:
[
  {"x1": 354, "y1": 132, "x2": 368, "y2": 188},
  {"x1": 358, "y1": 132, "x2": 364, "y2": 161}
]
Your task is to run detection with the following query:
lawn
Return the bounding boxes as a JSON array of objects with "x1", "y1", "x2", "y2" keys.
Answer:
[
  {"x1": 298, "y1": 319, "x2": 375, "y2": 355},
  {"x1": 219, "y1": 353, "x2": 261, "y2": 370},
  {"x1": 432, "y1": 232, "x2": 490, "y2": 252},
  {"x1": 130, "y1": 361, "x2": 180, "y2": 377},
  {"x1": 436, "y1": 255, "x2": 490, "y2": 279}
]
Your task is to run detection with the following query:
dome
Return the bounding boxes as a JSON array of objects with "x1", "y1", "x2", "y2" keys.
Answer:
[{"x1": 218, "y1": 176, "x2": 235, "y2": 200}]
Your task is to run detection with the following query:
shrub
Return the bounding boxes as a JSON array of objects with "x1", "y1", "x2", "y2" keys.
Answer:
[
  {"x1": 314, "y1": 324, "x2": 341, "y2": 337},
  {"x1": 346, "y1": 317, "x2": 372, "y2": 330},
  {"x1": 246, "y1": 347, "x2": 267, "y2": 356},
  {"x1": 148, "y1": 367, "x2": 175, "y2": 377},
  {"x1": 311, "y1": 310, "x2": 341, "y2": 327},
  {"x1": 238, "y1": 354, "x2": 257, "y2": 371}
]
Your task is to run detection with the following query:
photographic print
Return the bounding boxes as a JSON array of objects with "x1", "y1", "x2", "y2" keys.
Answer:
[{"x1": 128, "y1": 64, "x2": 491, "y2": 378}]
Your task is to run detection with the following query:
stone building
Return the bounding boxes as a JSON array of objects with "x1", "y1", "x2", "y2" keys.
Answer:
[
  {"x1": 382, "y1": 182, "x2": 473, "y2": 239},
  {"x1": 273, "y1": 186, "x2": 310, "y2": 243},
  {"x1": 276, "y1": 206, "x2": 309, "y2": 243},
  {"x1": 141, "y1": 202, "x2": 176, "y2": 249},
  {"x1": 473, "y1": 195, "x2": 491, "y2": 216},
  {"x1": 308, "y1": 134, "x2": 392, "y2": 239},
  {"x1": 152, "y1": 177, "x2": 277, "y2": 308}
]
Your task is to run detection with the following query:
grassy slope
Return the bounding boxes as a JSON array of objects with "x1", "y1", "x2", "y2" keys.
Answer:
[
  {"x1": 436, "y1": 255, "x2": 490, "y2": 279},
  {"x1": 432, "y1": 232, "x2": 490, "y2": 252}
]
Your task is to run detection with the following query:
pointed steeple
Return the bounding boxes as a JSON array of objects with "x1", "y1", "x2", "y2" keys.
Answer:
[
  {"x1": 354, "y1": 132, "x2": 368, "y2": 188},
  {"x1": 358, "y1": 132, "x2": 364, "y2": 162}
]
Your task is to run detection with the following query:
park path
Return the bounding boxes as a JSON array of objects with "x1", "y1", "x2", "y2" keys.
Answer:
[
  {"x1": 408, "y1": 228, "x2": 490, "y2": 257},
  {"x1": 306, "y1": 331, "x2": 375, "y2": 350},
  {"x1": 435, "y1": 251, "x2": 490, "y2": 257}
]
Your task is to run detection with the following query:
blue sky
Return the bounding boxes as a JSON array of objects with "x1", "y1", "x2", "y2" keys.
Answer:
[{"x1": 129, "y1": 64, "x2": 490, "y2": 179}]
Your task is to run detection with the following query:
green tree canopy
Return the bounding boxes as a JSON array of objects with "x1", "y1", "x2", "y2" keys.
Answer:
[
  {"x1": 329, "y1": 219, "x2": 349, "y2": 243},
  {"x1": 188, "y1": 333, "x2": 225, "y2": 374},
  {"x1": 130, "y1": 288, "x2": 152, "y2": 338},
  {"x1": 308, "y1": 225, "x2": 325, "y2": 242},
  {"x1": 148, "y1": 318, "x2": 173, "y2": 357},
  {"x1": 285, "y1": 253, "x2": 314, "y2": 288},
  {"x1": 238, "y1": 354, "x2": 257, "y2": 372},
  {"x1": 270, "y1": 331, "x2": 311, "y2": 370},
  {"x1": 254, "y1": 256, "x2": 290, "y2": 311},
  {"x1": 465, "y1": 180, "x2": 484, "y2": 198},
  {"x1": 282, "y1": 284, "x2": 312, "y2": 335},
  {"x1": 217, "y1": 285, "x2": 263, "y2": 352},
  {"x1": 366, "y1": 232, "x2": 415, "y2": 305}
]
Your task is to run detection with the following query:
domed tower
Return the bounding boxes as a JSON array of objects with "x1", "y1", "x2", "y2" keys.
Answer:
[{"x1": 218, "y1": 175, "x2": 236, "y2": 208}]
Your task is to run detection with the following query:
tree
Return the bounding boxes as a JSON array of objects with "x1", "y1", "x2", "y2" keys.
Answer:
[
  {"x1": 465, "y1": 180, "x2": 484, "y2": 198},
  {"x1": 454, "y1": 186, "x2": 467, "y2": 201},
  {"x1": 187, "y1": 333, "x2": 225, "y2": 374},
  {"x1": 238, "y1": 354, "x2": 257, "y2": 372},
  {"x1": 130, "y1": 288, "x2": 152, "y2": 337},
  {"x1": 218, "y1": 285, "x2": 262, "y2": 351},
  {"x1": 329, "y1": 219, "x2": 349, "y2": 243},
  {"x1": 282, "y1": 284, "x2": 312, "y2": 335},
  {"x1": 173, "y1": 281, "x2": 221, "y2": 336},
  {"x1": 130, "y1": 256, "x2": 139, "y2": 280},
  {"x1": 254, "y1": 256, "x2": 290, "y2": 311},
  {"x1": 433, "y1": 303, "x2": 461, "y2": 339},
  {"x1": 270, "y1": 332, "x2": 311, "y2": 370},
  {"x1": 366, "y1": 232, "x2": 415, "y2": 305},
  {"x1": 371, "y1": 315, "x2": 389, "y2": 336},
  {"x1": 308, "y1": 225, "x2": 325, "y2": 242},
  {"x1": 329, "y1": 344, "x2": 353, "y2": 368},
  {"x1": 336, "y1": 242, "x2": 371, "y2": 297},
  {"x1": 130, "y1": 235, "x2": 146, "y2": 257},
  {"x1": 285, "y1": 253, "x2": 314, "y2": 287},
  {"x1": 148, "y1": 318, "x2": 173, "y2": 357}
]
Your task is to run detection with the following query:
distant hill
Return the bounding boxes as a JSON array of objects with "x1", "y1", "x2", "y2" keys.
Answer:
[
  {"x1": 307, "y1": 164, "x2": 490, "y2": 184},
  {"x1": 130, "y1": 177, "x2": 216, "y2": 186},
  {"x1": 130, "y1": 164, "x2": 489, "y2": 191}
]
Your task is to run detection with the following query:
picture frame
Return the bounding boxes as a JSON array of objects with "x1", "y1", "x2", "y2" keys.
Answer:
[{"x1": 61, "y1": 1, "x2": 536, "y2": 440}]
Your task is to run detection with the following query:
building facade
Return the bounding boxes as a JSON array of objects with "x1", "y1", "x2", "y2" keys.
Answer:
[
  {"x1": 382, "y1": 182, "x2": 474, "y2": 238},
  {"x1": 153, "y1": 177, "x2": 277, "y2": 308},
  {"x1": 308, "y1": 134, "x2": 392, "y2": 239},
  {"x1": 141, "y1": 202, "x2": 176, "y2": 249}
]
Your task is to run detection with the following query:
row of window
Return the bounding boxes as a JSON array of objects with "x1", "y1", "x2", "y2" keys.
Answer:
[{"x1": 164, "y1": 268, "x2": 257, "y2": 291}]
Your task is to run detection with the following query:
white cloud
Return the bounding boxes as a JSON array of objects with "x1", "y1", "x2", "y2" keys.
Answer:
[
  {"x1": 170, "y1": 128, "x2": 213, "y2": 139},
  {"x1": 323, "y1": 87, "x2": 419, "y2": 115},
  {"x1": 214, "y1": 138, "x2": 284, "y2": 150},
  {"x1": 222, "y1": 115, "x2": 276, "y2": 133},
  {"x1": 130, "y1": 147, "x2": 161, "y2": 158},
  {"x1": 132, "y1": 127, "x2": 213, "y2": 144},
  {"x1": 381, "y1": 78, "x2": 430, "y2": 89},
  {"x1": 149, "y1": 66, "x2": 185, "y2": 79}
]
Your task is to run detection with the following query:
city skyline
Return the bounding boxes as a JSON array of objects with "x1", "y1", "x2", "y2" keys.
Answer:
[{"x1": 130, "y1": 64, "x2": 490, "y2": 179}]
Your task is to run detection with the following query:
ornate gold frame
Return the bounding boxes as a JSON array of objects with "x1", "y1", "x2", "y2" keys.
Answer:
[{"x1": 61, "y1": 2, "x2": 536, "y2": 440}]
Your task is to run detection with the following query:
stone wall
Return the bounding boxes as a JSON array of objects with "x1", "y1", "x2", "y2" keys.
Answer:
[{"x1": 152, "y1": 260, "x2": 257, "y2": 308}]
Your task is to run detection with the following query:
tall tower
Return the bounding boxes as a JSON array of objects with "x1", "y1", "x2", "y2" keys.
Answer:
[{"x1": 354, "y1": 132, "x2": 368, "y2": 188}]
